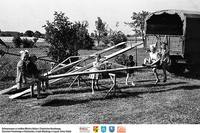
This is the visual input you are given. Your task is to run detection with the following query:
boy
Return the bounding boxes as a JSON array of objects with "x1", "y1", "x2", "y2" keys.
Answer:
[{"x1": 143, "y1": 45, "x2": 161, "y2": 84}]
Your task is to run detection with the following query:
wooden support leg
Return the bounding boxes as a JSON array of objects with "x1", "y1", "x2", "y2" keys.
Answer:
[
  {"x1": 105, "y1": 73, "x2": 117, "y2": 97},
  {"x1": 36, "y1": 81, "x2": 41, "y2": 98},
  {"x1": 77, "y1": 76, "x2": 80, "y2": 87},
  {"x1": 30, "y1": 84, "x2": 34, "y2": 97},
  {"x1": 45, "y1": 79, "x2": 49, "y2": 90},
  {"x1": 69, "y1": 76, "x2": 79, "y2": 88},
  {"x1": 91, "y1": 79, "x2": 94, "y2": 94}
]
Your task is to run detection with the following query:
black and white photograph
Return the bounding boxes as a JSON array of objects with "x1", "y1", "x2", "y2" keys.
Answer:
[{"x1": 1, "y1": 0, "x2": 200, "y2": 128}]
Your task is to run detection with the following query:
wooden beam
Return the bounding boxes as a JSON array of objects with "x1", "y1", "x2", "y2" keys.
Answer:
[
  {"x1": 104, "y1": 42, "x2": 143, "y2": 60},
  {"x1": 49, "y1": 42, "x2": 127, "y2": 74},
  {"x1": 0, "y1": 85, "x2": 17, "y2": 95},
  {"x1": 66, "y1": 42, "x2": 143, "y2": 74},
  {"x1": 49, "y1": 66, "x2": 146, "y2": 80},
  {"x1": 8, "y1": 77, "x2": 64, "y2": 99}
]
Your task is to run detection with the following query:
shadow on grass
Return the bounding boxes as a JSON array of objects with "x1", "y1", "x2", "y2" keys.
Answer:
[
  {"x1": 52, "y1": 86, "x2": 109, "y2": 95},
  {"x1": 41, "y1": 99, "x2": 90, "y2": 107},
  {"x1": 41, "y1": 84, "x2": 200, "y2": 107},
  {"x1": 140, "y1": 81, "x2": 187, "y2": 88},
  {"x1": 6, "y1": 87, "x2": 28, "y2": 95},
  {"x1": 125, "y1": 84, "x2": 200, "y2": 95},
  {"x1": 135, "y1": 79, "x2": 156, "y2": 83},
  {"x1": 118, "y1": 81, "x2": 187, "y2": 90},
  {"x1": 172, "y1": 71, "x2": 200, "y2": 80}
]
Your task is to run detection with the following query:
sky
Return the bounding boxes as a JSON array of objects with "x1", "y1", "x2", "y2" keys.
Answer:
[{"x1": 0, "y1": 0, "x2": 200, "y2": 34}]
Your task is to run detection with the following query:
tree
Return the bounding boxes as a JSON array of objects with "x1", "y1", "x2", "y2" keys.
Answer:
[
  {"x1": 126, "y1": 11, "x2": 150, "y2": 42},
  {"x1": 24, "y1": 30, "x2": 34, "y2": 37},
  {"x1": 43, "y1": 11, "x2": 94, "y2": 62},
  {"x1": 34, "y1": 31, "x2": 42, "y2": 38},
  {"x1": 21, "y1": 38, "x2": 34, "y2": 48},
  {"x1": 109, "y1": 31, "x2": 127, "y2": 45},
  {"x1": 95, "y1": 17, "x2": 107, "y2": 45},
  {"x1": 73, "y1": 21, "x2": 94, "y2": 50},
  {"x1": 33, "y1": 37, "x2": 38, "y2": 45},
  {"x1": 12, "y1": 35, "x2": 22, "y2": 48}
]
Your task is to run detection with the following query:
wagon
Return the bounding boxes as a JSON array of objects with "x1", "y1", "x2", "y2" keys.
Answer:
[{"x1": 144, "y1": 9, "x2": 200, "y2": 74}]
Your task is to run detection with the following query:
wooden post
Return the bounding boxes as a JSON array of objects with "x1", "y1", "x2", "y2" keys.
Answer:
[
  {"x1": 77, "y1": 76, "x2": 80, "y2": 87},
  {"x1": 135, "y1": 46, "x2": 138, "y2": 66},
  {"x1": 30, "y1": 84, "x2": 34, "y2": 97},
  {"x1": 105, "y1": 73, "x2": 117, "y2": 97}
]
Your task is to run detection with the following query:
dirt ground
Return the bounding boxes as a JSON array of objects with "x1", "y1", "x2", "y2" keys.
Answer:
[{"x1": 1, "y1": 69, "x2": 200, "y2": 124}]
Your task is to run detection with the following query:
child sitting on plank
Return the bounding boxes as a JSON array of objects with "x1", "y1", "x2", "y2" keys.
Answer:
[{"x1": 143, "y1": 44, "x2": 161, "y2": 85}]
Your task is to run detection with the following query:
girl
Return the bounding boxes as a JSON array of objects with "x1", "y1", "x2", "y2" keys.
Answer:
[
  {"x1": 89, "y1": 54, "x2": 101, "y2": 94},
  {"x1": 16, "y1": 50, "x2": 29, "y2": 90},
  {"x1": 125, "y1": 55, "x2": 135, "y2": 86}
]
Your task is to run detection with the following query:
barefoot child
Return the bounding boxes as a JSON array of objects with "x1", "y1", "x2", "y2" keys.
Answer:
[
  {"x1": 16, "y1": 50, "x2": 29, "y2": 90},
  {"x1": 125, "y1": 55, "x2": 135, "y2": 86},
  {"x1": 159, "y1": 42, "x2": 170, "y2": 82},
  {"x1": 89, "y1": 54, "x2": 102, "y2": 94},
  {"x1": 143, "y1": 45, "x2": 161, "y2": 84},
  {"x1": 26, "y1": 54, "x2": 48, "y2": 98}
]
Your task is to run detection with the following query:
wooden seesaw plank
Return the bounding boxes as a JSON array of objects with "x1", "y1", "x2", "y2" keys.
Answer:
[
  {"x1": 49, "y1": 66, "x2": 147, "y2": 79},
  {"x1": 8, "y1": 77, "x2": 63, "y2": 99},
  {"x1": 0, "y1": 85, "x2": 17, "y2": 95}
]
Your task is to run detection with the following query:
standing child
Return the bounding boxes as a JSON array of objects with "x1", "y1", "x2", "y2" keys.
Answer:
[
  {"x1": 26, "y1": 54, "x2": 47, "y2": 99},
  {"x1": 160, "y1": 42, "x2": 170, "y2": 82},
  {"x1": 89, "y1": 54, "x2": 101, "y2": 94},
  {"x1": 16, "y1": 50, "x2": 29, "y2": 90},
  {"x1": 125, "y1": 55, "x2": 135, "y2": 86}
]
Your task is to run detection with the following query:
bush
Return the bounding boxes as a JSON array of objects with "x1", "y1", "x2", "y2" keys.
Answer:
[
  {"x1": 0, "y1": 57, "x2": 17, "y2": 81},
  {"x1": 114, "y1": 54, "x2": 129, "y2": 66},
  {"x1": 24, "y1": 30, "x2": 34, "y2": 37},
  {"x1": 109, "y1": 31, "x2": 127, "y2": 45},
  {"x1": 101, "y1": 36, "x2": 110, "y2": 45},
  {"x1": 21, "y1": 38, "x2": 34, "y2": 48},
  {"x1": 12, "y1": 36, "x2": 22, "y2": 48}
]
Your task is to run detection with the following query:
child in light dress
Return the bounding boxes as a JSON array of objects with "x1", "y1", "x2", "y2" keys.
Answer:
[{"x1": 89, "y1": 54, "x2": 101, "y2": 94}]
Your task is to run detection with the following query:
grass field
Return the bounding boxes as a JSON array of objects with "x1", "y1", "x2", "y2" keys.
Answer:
[{"x1": 1, "y1": 43, "x2": 200, "y2": 124}]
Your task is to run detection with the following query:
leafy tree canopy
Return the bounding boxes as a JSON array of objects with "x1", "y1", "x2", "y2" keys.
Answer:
[
  {"x1": 44, "y1": 11, "x2": 93, "y2": 62},
  {"x1": 126, "y1": 11, "x2": 150, "y2": 42}
]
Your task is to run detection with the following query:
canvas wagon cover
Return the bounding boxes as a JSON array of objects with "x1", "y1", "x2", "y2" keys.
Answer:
[{"x1": 145, "y1": 9, "x2": 200, "y2": 35}]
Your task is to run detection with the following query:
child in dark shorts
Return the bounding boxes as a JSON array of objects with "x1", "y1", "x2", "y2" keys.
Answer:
[
  {"x1": 125, "y1": 55, "x2": 135, "y2": 86},
  {"x1": 26, "y1": 54, "x2": 47, "y2": 99}
]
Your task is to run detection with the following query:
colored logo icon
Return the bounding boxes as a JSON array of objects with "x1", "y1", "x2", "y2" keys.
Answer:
[
  {"x1": 93, "y1": 126, "x2": 99, "y2": 133},
  {"x1": 101, "y1": 126, "x2": 106, "y2": 133},
  {"x1": 79, "y1": 127, "x2": 90, "y2": 133},
  {"x1": 117, "y1": 126, "x2": 126, "y2": 133},
  {"x1": 109, "y1": 126, "x2": 115, "y2": 133}
]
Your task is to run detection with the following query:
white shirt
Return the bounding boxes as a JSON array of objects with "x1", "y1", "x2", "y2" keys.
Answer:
[{"x1": 149, "y1": 52, "x2": 160, "y2": 63}]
